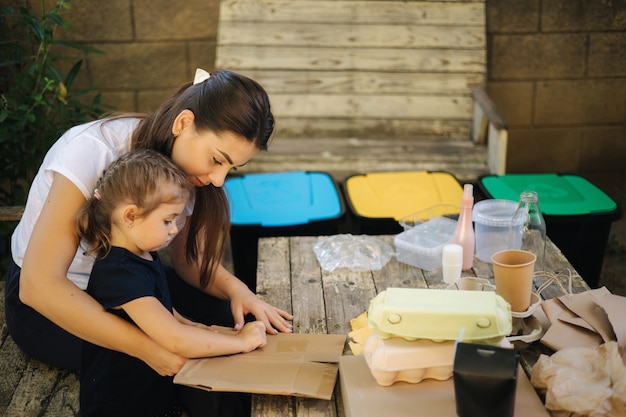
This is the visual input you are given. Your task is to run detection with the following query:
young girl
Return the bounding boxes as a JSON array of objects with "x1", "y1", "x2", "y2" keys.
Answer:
[
  {"x1": 76, "y1": 149, "x2": 267, "y2": 417},
  {"x1": 6, "y1": 69, "x2": 293, "y2": 415}
]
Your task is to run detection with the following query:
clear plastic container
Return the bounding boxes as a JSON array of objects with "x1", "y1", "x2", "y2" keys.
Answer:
[
  {"x1": 398, "y1": 204, "x2": 460, "y2": 230},
  {"x1": 472, "y1": 199, "x2": 523, "y2": 263},
  {"x1": 394, "y1": 216, "x2": 457, "y2": 270}
]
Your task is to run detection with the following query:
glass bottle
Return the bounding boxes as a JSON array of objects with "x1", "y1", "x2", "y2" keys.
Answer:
[{"x1": 509, "y1": 191, "x2": 547, "y2": 272}]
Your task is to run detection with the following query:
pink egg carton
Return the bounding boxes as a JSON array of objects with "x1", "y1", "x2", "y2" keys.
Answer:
[{"x1": 363, "y1": 333, "x2": 512, "y2": 387}]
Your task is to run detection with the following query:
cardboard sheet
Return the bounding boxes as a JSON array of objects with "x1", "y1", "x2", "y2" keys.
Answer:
[
  {"x1": 174, "y1": 332, "x2": 346, "y2": 400},
  {"x1": 339, "y1": 355, "x2": 550, "y2": 417},
  {"x1": 540, "y1": 287, "x2": 626, "y2": 364}
]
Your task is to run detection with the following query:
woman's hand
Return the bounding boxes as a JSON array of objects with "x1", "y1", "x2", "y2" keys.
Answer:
[
  {"x1": 168, "y1": 231, "x2": 294, "y2": 334},
  {"x1": 230, "y1": 289, "x2": 293, "y2": 334}
]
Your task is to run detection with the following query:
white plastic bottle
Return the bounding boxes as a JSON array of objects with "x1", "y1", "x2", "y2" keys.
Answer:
[{"x1": 451, "y1": 184, "x2": 475, "y2": 271}]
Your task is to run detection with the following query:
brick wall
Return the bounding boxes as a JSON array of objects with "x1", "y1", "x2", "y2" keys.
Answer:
[
  {"x1": 486, "y1": 0, "x2": 626, "y2": 203},
  {"x1": 38, "y1": 0, "x2": 221, "y2": 113},
  {"x1": 7, "y1": 0, "x2": 626, "y2": 203}
]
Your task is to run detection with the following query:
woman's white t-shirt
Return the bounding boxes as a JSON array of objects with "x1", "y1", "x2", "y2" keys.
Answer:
[{"x1": 11, "y1": 118, "x2": 138, "y2": 289}]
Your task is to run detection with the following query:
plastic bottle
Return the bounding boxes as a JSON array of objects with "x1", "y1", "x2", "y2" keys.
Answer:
[
  {"x1": 509, "y1": 190, "x2": 547, "y2": 272},
  {"x1": 451, "y1": 184, "x2": 475, "y2": 271}
]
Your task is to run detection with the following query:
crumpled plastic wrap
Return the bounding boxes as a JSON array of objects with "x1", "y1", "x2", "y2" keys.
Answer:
[
  {"x1": 531, "y1": 341, "x2": 626, "y2": 417},
  {"x1": 312, "y1": 234, "x2": 395, "y2": 272}
]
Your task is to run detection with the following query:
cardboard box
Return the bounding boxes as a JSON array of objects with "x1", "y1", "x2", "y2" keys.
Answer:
[
  {"x1": 339, "y1": 355, "x2": 550, "y2": 417},
  {"x1": 174, "y1": 331, "x2": 346, "y2": 400}
]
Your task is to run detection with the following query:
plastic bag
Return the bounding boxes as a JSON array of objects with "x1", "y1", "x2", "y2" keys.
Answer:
[
  {"x1": 313, "y1": 234, "x2": 395, "y2": 272},
  {"x1": 531, "y1": 341, "x2": 626, "y2": 416}
]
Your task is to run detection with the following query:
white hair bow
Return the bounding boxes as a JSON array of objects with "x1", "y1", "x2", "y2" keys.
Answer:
[{"x1": 193, "y1": 68, "x2": 211, "y2": 84}]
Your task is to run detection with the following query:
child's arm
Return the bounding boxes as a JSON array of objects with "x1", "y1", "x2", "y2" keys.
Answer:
[
  {"x1": 173, "y1": 308, "x2": 212, "y2": 330},
  {"x1": 121, "y1": 297, "x2": 267, "y2": 358}
]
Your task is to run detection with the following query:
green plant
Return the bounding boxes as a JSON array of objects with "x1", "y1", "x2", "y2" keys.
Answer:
[
  {"x1": 0, "y1": 0, "x2": 106, "y2": 276},
  {"x1": 0, "y1": 0, "x2": 105, "y2": 207}
]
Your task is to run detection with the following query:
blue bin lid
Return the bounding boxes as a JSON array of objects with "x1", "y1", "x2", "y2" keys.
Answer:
[
  {"x1": 225, "y1": 171, "x2": 342, "y2": 226},
  {"x1": 480, "y1": 174, "x2": 617, "y2": 216}
]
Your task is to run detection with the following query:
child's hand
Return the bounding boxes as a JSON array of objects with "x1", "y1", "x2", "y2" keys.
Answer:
[{"x1": 238, "y1": 321, "x2": 267, "y2": 352}]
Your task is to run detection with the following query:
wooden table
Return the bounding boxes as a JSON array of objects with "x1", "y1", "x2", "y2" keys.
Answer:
[{"x1": 251, "y1": 235, "x2": 590, "y2": 417}]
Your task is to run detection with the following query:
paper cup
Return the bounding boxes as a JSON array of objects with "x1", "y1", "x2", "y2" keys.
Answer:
[{"x1": 491, "y1": 250, "x2": 536, "y2": 313}]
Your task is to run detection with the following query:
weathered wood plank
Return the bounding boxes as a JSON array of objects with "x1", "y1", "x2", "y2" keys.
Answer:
[
  {"x1": 219, "y1": 0, "x2": 485, "y2": 25},
  {"x1": 290, "y1": 239, "x2": 335, "y2": 417},
  {"x1": 252, "y1": 395, "x2": 294, "y2": 417},
  {"x1": 41, "y1": 372, "x2": 80, "y2": 417},
  {"x1": 238, "y1": 138, "x2": 490, "y2": 183},
  {"x1": 8, "y1": 360, "x2": 66, "y2": 417},
  {"x1": 290, "y1": 237, "x2": 328, "y2": 335},
  {"x1": 0, "y1": 206, "x2": 24, "y2": 222},
  {"x1": 253, "y1": 237, "x2": 295, "y2": 417},
  {"x1": 256, "y1": 237, "x2": 292, "y2": 314},
  {"x1": 219, "y1": 22, "x2": 485, "y2": 49},
  {"x1": 372, "y1": 249, "x2": 429, "y2": 291},
  {"x1": 270, "y1": 94, "x2": 474, "y2": 119},
  {"x1": 322, "y1": 268, "x2": 377, "y2": 338},
  {"x1": 270, "y1": 118, "x2": 473, "y2": 141},
  {"x1": 0, "y1": 283, "x2": 80, "y2": 417},
  {"x1": 240, "y1": 70, "x2": 485, "y2": 96},
  {"x1": 218, "y1": 46, "x2": 486, "y2": 73}
]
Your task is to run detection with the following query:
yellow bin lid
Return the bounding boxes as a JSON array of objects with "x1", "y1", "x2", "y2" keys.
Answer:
[{"x1": 345, "y1": 171, "x2": 464, "y2": 221}]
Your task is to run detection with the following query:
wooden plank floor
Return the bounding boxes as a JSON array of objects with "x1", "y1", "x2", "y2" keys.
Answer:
[{"x1": 0, "y1": 282, "x2": 80, "y2": 417}]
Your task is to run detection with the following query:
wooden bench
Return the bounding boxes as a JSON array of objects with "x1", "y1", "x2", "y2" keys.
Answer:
[
  {"x1": 0, "y1": 282, "x2": 80, "y2": 416},
  {"x1": 0, "y1": 206, "x2": 24, "y2": 222},
  {"x1": 234, "y1": 88, "x2": 507, "y2": 183},
  {"x1": 217, "y1": 0, "x2": 508, "y2": 181}
]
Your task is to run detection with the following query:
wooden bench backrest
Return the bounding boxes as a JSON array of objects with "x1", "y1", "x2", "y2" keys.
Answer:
[{"x1": 216, "y1": 0, "x2": 487, "y2": 140}]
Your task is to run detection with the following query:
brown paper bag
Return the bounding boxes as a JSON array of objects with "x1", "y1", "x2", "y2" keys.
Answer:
[
  {"x1": 539, "y1": 287, "x2": 626, "y2": 365},
  {"x1": 540, "y1": 296, "x2": 604, "y2": 351}
]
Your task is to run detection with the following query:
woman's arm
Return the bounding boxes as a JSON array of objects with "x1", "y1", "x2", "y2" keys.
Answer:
[
  {"x1": 168, "y1": 222, "x2": 293, "y2": 334},
  {"x1": 19, "y1": 173, "x2": 186, "y2": 376},
  {"x1": 124, "y1": 297, "x2": 266, "y2": 357}
]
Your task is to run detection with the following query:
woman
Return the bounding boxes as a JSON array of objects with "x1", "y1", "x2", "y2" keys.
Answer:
[{"x1": 5, "y1": 68, "x2": 293, "y2": 415}]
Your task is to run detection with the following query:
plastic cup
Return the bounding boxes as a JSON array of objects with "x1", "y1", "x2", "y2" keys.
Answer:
[
  {"x1": 442, "y1": 244, "x2": 463, "y2": 284},
  {"x1": 491, "y1": 249, "x2": 536, "y2": 312}
]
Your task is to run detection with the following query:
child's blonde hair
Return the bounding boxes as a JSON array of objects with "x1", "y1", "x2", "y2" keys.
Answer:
[{"x1": 76, "y1": 149, "x2": 193, "y2": 258}]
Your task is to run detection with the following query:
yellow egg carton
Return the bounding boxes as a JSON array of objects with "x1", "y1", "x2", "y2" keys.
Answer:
[{"x1": 367, "y1": 288, "x2": 512, "y2": 343}]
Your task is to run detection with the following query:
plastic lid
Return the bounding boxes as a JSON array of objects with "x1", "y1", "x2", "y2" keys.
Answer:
[
  {"x1": 472, "y1": 199, "x2": 523, "y2": 227},
  {"x1": 345, "y1": 171, "x2": 463, "y2": 220},
  {"x1": 225, "y1": 171, "x2": 342, "y2": 226},
  {"x1": 480, "y1": 174, "x2": 618, "y2": 216},
  {"x1": 394, "y1": 217, "x2": 457, "y2": 254}
]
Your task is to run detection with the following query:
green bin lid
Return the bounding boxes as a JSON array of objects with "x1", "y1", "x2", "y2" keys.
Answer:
[{"x1": 480, "y1": 174, "x2": 617, "y2": 216}]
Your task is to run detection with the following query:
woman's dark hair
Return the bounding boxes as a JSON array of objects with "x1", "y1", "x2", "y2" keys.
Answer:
[{"x1": 130, "y1": 69, "x2": 275, "y2": 288}]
